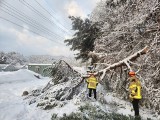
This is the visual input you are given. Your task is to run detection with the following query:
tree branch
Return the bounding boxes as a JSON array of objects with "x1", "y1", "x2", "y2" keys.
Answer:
[{"x1": 98, "y1": 46, "x2": 149, "y2": 80}]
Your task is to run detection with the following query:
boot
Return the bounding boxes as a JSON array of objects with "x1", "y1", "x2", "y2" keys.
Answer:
[{"x1": 135, "y1": 115, "x2": 141, "y2": 120}]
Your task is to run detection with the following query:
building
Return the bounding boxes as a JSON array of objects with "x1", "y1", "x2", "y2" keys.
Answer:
[{"x1": 28, "y1": 63, "x2": 53, "y2": 77}]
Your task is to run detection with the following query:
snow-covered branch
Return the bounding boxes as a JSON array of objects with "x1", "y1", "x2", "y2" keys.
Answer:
[
  {"x1": 88, "y1": 51, "x2": 107, "y2": 59},
  {"x1": 94, "y1": 63, "x2": 111, "y2": 66},
  {"x1": 124, "y1": 60, "x2": 132, "y2": 71},
  {"x1": 98, "y1": 46, "x2": 149, "y2": 80}
]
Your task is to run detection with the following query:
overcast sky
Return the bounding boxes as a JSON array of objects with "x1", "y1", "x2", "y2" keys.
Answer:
[{"x1": 0, "y1": 0, "x2": 100, "y2": 57}]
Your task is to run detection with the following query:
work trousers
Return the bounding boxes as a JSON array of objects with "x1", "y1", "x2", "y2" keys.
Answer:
[
  {"x1": 88, "y1": 88, "x2": 96, "y2": 99},
  {"x1": 132, "y1": 99, "x2": 140, "y2": 116}
]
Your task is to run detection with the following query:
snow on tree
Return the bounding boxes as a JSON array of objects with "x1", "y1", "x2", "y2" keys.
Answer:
[
  {"x1": 90, "y1": 0, "x2": 160, "y2": 115},
  {"x1": 0, "y1": 51, "x2": 7, "y2": 64},
  {"x1": 6, "y1": 52, "x2": 27, "y2": 65},
  {"x1": 24, "y1": 0, "x2": 160, "y2": 117},
  {"x1": 28, "y1": 55, "x2": 79, "y2": 66},
  {"x1": 28, "y1": 55, "x2": 55, "y2": 64},
  {"x1": 64, "y1": 16, "x2": 103, "y2": 63},
  {"x1": 0, "y1": 51, "x2": 27, "y2": 65}
]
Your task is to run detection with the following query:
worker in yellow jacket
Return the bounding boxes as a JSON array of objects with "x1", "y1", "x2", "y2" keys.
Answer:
[
  {"x1": 86, "y1": 72, "x2": 98, "y2": 100},
  {"x1": 128, "y1": 71, "x2": 142, "y2": 119}
]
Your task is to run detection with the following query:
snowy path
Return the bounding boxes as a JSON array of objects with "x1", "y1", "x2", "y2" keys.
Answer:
[{"x1": 0, "y1": 70, "x2": 51, "y2": 120}]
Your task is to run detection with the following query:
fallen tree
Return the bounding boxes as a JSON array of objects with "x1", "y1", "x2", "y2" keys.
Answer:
[
  {"x1": 94, "y1": 46, "x2": 149, "y2": 81},
  {"x1": 25, "y1": 60, "x2": 86, "y2": 110}
]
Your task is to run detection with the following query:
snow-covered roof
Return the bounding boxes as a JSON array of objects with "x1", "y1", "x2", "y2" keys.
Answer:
[
  {"x1": 0, "y1": 64, "x2": 15, "y2": 70},
  {"x1": 0, "y1": 64, "x2": 8, "y2": 68},
  {"x1": 14, "y1": 65, "x2": 26, "y2": 69},
  {"x1": 28, "y1": 63, "x2": 53, "y2": 66}
]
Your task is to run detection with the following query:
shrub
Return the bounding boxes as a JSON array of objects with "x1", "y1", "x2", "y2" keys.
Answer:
[{"x1": 51, "y1": 103, "x2": 137, "y2": 120}]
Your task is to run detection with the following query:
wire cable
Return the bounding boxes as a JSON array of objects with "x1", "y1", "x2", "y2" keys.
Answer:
[
  {"x1": 34, "y1": 0, "x2": 71, "y2": 31},
  {"x1": 0, "y1": 2, "x2": 65, "y2": 40},
  {"x1": 0, "y1": 16, "x2": 64, "y2": 45},
  {"x1": 19, "y1": 0, "x2": 72, "y2": 36},
  {"x1": 43, "y1": 0, "x2": 72, "y2": 28}
]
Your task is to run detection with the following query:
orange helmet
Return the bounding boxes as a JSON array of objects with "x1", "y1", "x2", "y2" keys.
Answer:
[{"x1": 129, "y1": 71, "x2": 135, "y2": 76}]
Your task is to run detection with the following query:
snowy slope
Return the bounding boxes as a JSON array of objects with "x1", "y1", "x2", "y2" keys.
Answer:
[
  {"x1": 0, "y1": 69, "x2": 159, "y2": 120},
  {"x1": 0, "y1": 70, "x2": 51, "y2": 120},
  {"x1": 0, "y1": 69, "x2": 40, "y2": 84}
]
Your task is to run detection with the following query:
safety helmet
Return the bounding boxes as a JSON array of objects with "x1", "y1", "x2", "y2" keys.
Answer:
[{"x1": 129, "y1": 71, "x2": 135, "y2": 76}]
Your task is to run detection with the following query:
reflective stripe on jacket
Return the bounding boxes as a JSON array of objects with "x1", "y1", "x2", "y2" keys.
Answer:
[
  {"x1": 87, "y1": 76, "x2": 98, "y2": 89},
  {"x1": 129, "y1": 77, "x2": 142, "y2": 99}
]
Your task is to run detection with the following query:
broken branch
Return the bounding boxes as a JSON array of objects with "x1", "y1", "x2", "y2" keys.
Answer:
[{"x1": 98, "y1": 46, "x2": 149, "y2": 80}]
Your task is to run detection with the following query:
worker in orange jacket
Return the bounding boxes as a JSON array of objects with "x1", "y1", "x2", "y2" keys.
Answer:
[{"x1": 128, "y1": 71, "x2": 142, "y2": 119}]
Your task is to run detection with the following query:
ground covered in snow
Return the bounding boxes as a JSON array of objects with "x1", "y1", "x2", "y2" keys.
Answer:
[
  {"x1": 0, "y1": 69, "x2": 159, "y2": 120},
  {"x1": 0, "y1": 70, "x2": 51, "y2": 120}
]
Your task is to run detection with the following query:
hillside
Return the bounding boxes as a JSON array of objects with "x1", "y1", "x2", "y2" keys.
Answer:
[
  {"x1": 23, "y1": 60, "x2": 159, "y2": 120},
  {"x1": 0, "y1": 52, "x2": 78, "y2": 66},
  {"x1": 28, "y1": 55, "x2": 78, "y2": 66},
  {"x1": 0, "y1": 68, "x2": 157, "y2": 120},
  {"x1": 90, "y1": 0, "x2": 160, "y2": 115}
]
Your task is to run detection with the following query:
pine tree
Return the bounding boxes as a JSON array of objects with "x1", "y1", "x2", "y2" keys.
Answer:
[{"x1": 65, "y1": 16, "x2": 102, "y2": 62}]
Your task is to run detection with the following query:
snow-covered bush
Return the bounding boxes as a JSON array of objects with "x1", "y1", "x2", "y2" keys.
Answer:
[{"x1": 51, "y1": 103, "x2": 135, "y2": 120}]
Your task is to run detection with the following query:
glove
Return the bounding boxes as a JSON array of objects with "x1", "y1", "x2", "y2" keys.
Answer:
[{"x1": 129, "y1": 94, "x2": 133, "y2": 101}]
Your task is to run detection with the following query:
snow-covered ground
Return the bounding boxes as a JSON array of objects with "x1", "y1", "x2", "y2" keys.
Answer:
[
  {"x1": 0, "y1": 69, "x2": 159, "y2": 120},
  {"x1": 0, "y1": 70, "x2": 52, "y2": 120},
  {"x1": 103, "y1": 93, "x2": 159, "y2": 120}
]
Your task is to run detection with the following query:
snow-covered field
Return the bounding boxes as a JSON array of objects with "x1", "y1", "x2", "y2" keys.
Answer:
[
  {"x1": 0, "y1": 69, "x2": 159, "y2": 120},
  {"x1": 0, "y1": 70, "x2": 52, "y2": 120}
]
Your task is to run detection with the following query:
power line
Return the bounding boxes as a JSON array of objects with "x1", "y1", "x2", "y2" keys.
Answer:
[
  {"x1": 42, "y1": 0, "x2": 58, "y2": 14},
  {"x1": 19, "y1": 0, "x2": 72, "y2": 36},
  {"x1": 43, "y1": 0, "x2": 72, "y2": 28},
  {"x1": 0, "y1": 2, "x2": 65, "y2": 40},
  {"x1": 34, "y1": 0, "x2": 71, "y2": 31},
  {"x1": 1, "y1": 1, "x2": 59, "y2": 35},
  {"x1": 30, "y1": 0, "x2": 73, "y2": 35},
  {"x1": 0, "y1": 7, "x2": 64, "y2": 41},
  {"x1": 0, "y1": 16, "x2": 64, "y2": 45}
]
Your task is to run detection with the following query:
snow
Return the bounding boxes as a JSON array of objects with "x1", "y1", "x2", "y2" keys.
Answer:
[
  {"x1": 52, "y1": 101, "x2": 79, "y2": 117},
  {"x1": 0, "y1": 69, "x2": 51, "y2": 120},
  {"x1": 0, "y1": 69, "x2": 159, "y2": 120},
  {"x1": 73, "y1": 66, "x2": 86, "y2": 74},
  {"x1": 0, "y1": 70, "x2": 40, "y2": 84},
  {"x1": 103, "y1": 93, "x2": 159, "y2": 120},
  {"x1": 0, "y1": 69, "x2": 80, "y2": 120}
]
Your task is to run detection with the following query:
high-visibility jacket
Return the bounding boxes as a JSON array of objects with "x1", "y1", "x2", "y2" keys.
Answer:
[
  {"x1": 129, "y1": 76, "x2": 142, "y2": 100},
  {"x1": 87, "y1": 76, "x2": 98, "y2": 89}
]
